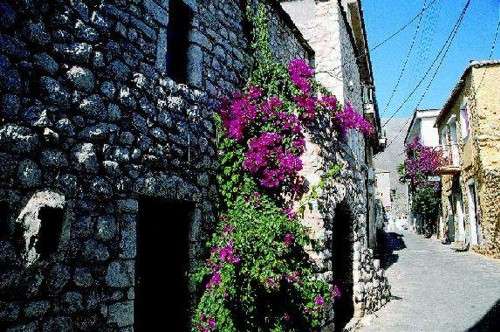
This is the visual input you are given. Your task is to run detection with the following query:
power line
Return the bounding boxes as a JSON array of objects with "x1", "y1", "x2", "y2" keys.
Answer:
[
  {"x1": 317, "y1": 0, "x2": 441, "y2": 80},
  {"x1": 475, "y1": 19, "x2": 500, "y2": 91},
  {"x1": 381, "y1": 0, "x2": 429, "y2": 115},
  {"x1": 382, "y1": 0, "x2": 472, "y2": 129},
  {"x1": 399, "y1": 0, "x2": 442, "y2": 114}
]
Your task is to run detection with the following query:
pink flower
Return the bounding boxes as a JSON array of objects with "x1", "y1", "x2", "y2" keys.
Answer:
[
  {"x1": 331, "y1": 285, "x2": 341, "y2": 299},
  {"x1": 260, "y1": 168, "x2": 282, "y2": 188},
  {"x1": 247, "y1": 85, "x2": 263, "y2": 100},
  {"x1": 279, "y1": 152, "x2": 303, "y2": 173},
  {"x1": 219, "y1": 242, "x2": 240, "y2": 264},
  {"x1": 285, "y1": 271, "x2": 300, "y2": 283},
  {"x1": 283, "y1": 207, "x2": 297, "y2": 220},
  {"x1": 208, "y1": 318, "x2": 216, "y2": 329},
  {"x1": 314, "y1": 295, "x2": 324, "y2": 306},
  {"x1": 284, "y1": 233, "x2": 295, "y2": 246},
  {"x1": 294, "y1": 95, "x2": 317, "y2": 121},
  {"x1": 206, "y1": 271, "x2": 221, "y2": 289},
  {"x1": 334, "y1": 101, "x2": 374, "y2": 136},
  {"x1": 223, "y1": 224, "x2": 234, "y2": 234},
  {"x1": 292, "y1": 138, "x2": 306, "y2": 152},
  {"x1": 320, "y1": 95, "x2": 338, "y2": 110},
  {"x1": 288, "y1": 59, "x2": 315, "y2": 93}
]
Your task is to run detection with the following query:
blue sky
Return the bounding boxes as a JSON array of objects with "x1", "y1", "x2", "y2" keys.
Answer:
[{"x1": 363, "y1": 0, "x2": 500, "y2": 121}]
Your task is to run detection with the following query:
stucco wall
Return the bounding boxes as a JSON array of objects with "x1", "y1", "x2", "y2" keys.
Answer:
[
  {"x1": 470, "y1": 65, "x2": 500, "y2": 257},
  {"x1": 438, "y1": 64, "x2": 500, "y2": 257},
  {"x1": 420, "y1": 116, "x2": 439, "y2": 147}
]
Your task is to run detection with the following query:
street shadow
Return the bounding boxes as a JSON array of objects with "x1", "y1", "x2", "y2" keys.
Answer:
[
  {"x1": 466, "y1": 299, "x2": 500, "y2": 332},
  {"x1": 377, "y1": 231, "x2": 406, "y2": 269}
]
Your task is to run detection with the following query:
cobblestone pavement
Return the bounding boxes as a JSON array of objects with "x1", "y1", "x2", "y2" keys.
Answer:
[{"x1": 358, "y1": 229, "x2": 500, "y2": 332}]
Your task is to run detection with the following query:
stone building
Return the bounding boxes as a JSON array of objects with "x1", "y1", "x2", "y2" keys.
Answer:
[
  {"x1": 281, "y1": 0, "x2": 390, "y2": 329},
  {"x1": 435, "y1": 60, "x2": 500, "y2": 258},
  {"x1": 0, "y1": 0, "x2": 389, "y2": 330}
]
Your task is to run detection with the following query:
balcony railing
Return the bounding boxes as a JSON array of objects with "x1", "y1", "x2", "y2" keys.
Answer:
[{"x1": 435, "y1": 144, "x2": 461, "y2": 174}]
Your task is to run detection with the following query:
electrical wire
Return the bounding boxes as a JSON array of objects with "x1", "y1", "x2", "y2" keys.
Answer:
[
  {"x1": 381, "y1": 0, "x2": 429, "y2": 115},
  {"x1": 382, "y1": 0, "x2": 472, "y2": 129},
  {"x1": 474, "y1": 19, "x2": 500, "y2": 92},
  {"x1": 317, "y1": 0, "x2": 441, "y2": 80}
]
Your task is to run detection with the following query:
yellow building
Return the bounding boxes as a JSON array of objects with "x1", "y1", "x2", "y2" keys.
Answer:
[{"x1": 435, "y1": 60, "x2": 500, "y2": 258}]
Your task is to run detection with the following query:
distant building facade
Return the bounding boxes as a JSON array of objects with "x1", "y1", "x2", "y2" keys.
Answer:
[
  {"x1": 404, "y1": 109, "x2": 441, "y2": 147},
  {"x1": 435, "y1": 60, "x2": 500, "y2": 258},
  {"x1": 375, "y1": 169, "x2": 391, "y2": 211}
]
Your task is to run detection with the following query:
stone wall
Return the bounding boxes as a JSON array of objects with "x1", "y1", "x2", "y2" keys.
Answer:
[
  {"x1": 0, "y1": 0, "x2": 312, "y2": 330},
  {"x1": 282, "y1": 0, "x2": 390, "y2": 329}
]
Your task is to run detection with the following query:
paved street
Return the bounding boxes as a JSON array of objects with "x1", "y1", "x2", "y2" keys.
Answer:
[{"x1": 359, "y1": 229, "x2": 500, "y2": 332}]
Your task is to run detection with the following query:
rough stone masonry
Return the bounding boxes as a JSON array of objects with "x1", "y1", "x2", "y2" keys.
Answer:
[{"x1": 0, "y1": 0, "x2": 389, "y2": 330}]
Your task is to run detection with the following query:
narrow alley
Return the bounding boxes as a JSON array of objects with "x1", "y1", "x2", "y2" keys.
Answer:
[{"x1": 359, "y1": 230, "x2": 500, "y2": 332}]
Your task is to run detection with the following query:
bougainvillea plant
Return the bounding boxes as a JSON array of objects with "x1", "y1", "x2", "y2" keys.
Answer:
[
  {"x1": 192, "y1": 5, "x2": 374, "y2": 331},
  {"x1": 399, "y1": 138, "x2": 443, "y2": 235},
  {"x1": 401, "y1": 138, "x2": 443, "y2": 189}
]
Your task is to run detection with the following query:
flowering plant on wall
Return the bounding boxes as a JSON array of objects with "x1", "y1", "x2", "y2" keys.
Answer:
[
  {"x1": 399, "y1": 138, "x2": 442, "y2": 235},
  {"x1": 402, "y1": 138, "x2": 443, "y2": 188},
  {"x1": 192, "y1": 5, "x2": 371, "y2": 331}
]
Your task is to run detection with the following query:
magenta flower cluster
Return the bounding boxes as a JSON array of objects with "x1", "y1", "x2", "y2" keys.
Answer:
[
  {"x1": 197, "y1": 314, "x2": 216, "y2": 332},
  {"x1": 283, "y1": 233, "x2": 295, "y2": 246},
  {"x1": 220, "y1": 88, "x2": 308, "y2": 192},
  {"x1": 204, "y1": 241, "x2": 241, "y2": 294},
  {"x1": 288, "y1": 59, "x2": 315, "y2": 94},
  {"x1": 334, "y1": 102, "x2": 374, "y2": 137},
  {"x1": 221, "y1": 58, "x2": 375, "y2": 196},
  {"x1": 404, "y1": 138, "x2": 443, "y2": 187},
  {"x1": 243, "y1": 132, "x2": 304, "y2": 188}
]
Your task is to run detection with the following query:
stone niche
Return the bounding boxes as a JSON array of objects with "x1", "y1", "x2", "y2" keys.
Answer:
[{"x1": 14, "y1": 191, "x2": 69, "y2": 265}]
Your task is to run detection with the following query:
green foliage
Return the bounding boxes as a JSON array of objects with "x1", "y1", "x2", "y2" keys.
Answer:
[
  {"x1": 411, "y1": 185, "x2": 440, "y2": 222},
  {"x1": 193, "y1": 195, "x2": 330, "y2": 331},
  {"x1": 192, "y1": 4, "x2": 333, "y2": 331},
  {"x1": 397, "y1": 163, "x2": 406, "y2": 183},
  {"x1": 297, "y1": 164, "x2": 342, "y2": 218}
]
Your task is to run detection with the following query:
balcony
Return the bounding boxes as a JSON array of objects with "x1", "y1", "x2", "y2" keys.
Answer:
[{"x1": 436, "y1": 144, "x2": 461, "y2": 174}]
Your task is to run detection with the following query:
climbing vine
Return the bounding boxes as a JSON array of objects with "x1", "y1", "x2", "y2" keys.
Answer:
[
  {"x1": 192, "y1": 4, "x2": 373, "y2": 331},
  {"x1": 399, "y1": 138, "x2": 443, "y2": 234}
]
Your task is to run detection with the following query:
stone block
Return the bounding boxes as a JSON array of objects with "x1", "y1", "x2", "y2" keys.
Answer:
[{"x1": 107, "y1": 301, "x2": 134, "y2": 327}]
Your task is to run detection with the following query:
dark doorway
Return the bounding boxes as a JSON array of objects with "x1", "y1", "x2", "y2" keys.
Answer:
[
  {"x1": 135, "y1": 197, "x2": 192, "y2": 331},
  {"x1": 332, "y1": 203, "x2": 354, "y2": 331},
  {"x1": 35, "y1": 206, "x2": 64, "y2": 259},
  {"x1": 0, "y1": 201, "x2": 9, "y2": 240}
]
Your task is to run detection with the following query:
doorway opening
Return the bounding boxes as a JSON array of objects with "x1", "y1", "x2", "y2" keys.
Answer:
[
  {"x1": 0, "y1": 201, "x2": 9, "y2": 240},
  {"x1": 134, "y1": 197, "x2": 193, "y2": 331},
  {"x1": 35, "y1": 206, "x2": 64, "y2": 259},
  {"x1": 332, "y1": 203, "x2": 355, "y2": 331}
]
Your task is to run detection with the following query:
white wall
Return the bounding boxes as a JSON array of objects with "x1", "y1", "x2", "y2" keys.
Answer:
[
  {"x1": 375, "y1": 171, "x2": 391, "y2": 209},
  {"x1": 420, "y1": 116, "x2": 440, "y2": 147}
]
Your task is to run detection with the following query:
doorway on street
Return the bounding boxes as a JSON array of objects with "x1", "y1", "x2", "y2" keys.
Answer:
[
  {"x1": 135, "y1": 197, "x2": 193, "y2": 331},
  {"x1": 467, "y1": 180, "x2": 481, "y2": 245},
  {"x1": 451, "y1": 177, "x2": 466, "y2": 243},
  {"x1": 332, "y1": 202, "x2": 355, "y2": 331}
]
